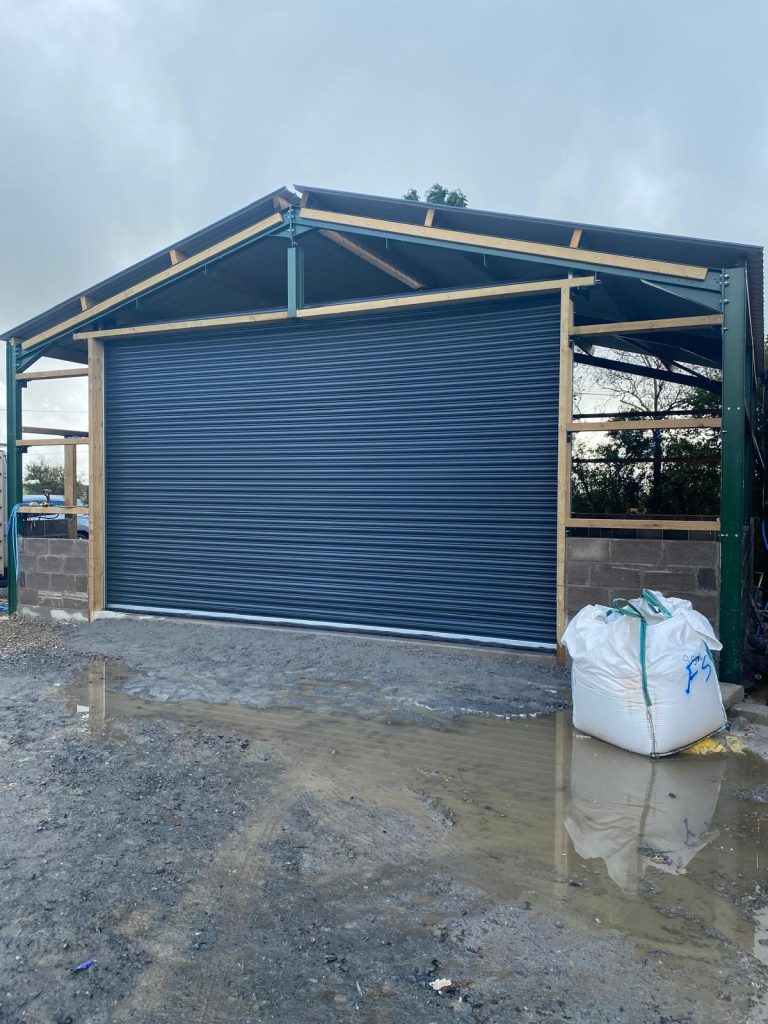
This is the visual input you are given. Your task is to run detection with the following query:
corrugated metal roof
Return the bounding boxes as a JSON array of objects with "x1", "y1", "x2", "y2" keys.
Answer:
[
  {"x1": 298, "y1": 183, "x2": 762, "y2": 269},
  {"x1": 3, "y1": 183, "x2": 763, "y2": 367},
  {"x1": 298, "y1": 184, "x2": 764, "y2": 354}
]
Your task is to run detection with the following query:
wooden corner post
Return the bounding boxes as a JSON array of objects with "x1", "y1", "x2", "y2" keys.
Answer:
[
  {"x1": 64, "y1": 445, "x2": 77, "y2": 539},
  {"x1": 88, "y1": 338, "x2": 105, "y2": 619},
  {"x1": 556, "y1": 286, "x2": 574, "y2": 664}
]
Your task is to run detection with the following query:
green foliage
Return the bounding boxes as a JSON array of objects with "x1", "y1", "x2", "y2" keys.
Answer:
[
  {"x1": 571, "y1": 428, "x2": 721, "y2": 517},
  {"x1": 403, "y1": 183, "x2": 468, "y2": 207},
  {"x1": 572, "y1": 356, "x2": 721, "y2": 517},
  {"x1": 424, "y1": 183, "x2": 448, "y2": 205},
  {"x1": 23, "y1": 457, "x2": 88, "y2": 501},
  {"x1": 444, "y1": 188, "x2": 468, "y2": 208}
]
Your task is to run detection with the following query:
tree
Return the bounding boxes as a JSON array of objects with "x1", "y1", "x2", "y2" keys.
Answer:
[
  {"x1": 571, "y1": 355, "x2": 721, "y2": 517},
  {"x1": 23, "y1": 457, "x2": 88, "y2": 501},
  {"x1": 403, "y1": 183, "x2": 468, "y2": 207},
  {"x1": 444, "y1": 188, "x2": 468, "y2": 208}
]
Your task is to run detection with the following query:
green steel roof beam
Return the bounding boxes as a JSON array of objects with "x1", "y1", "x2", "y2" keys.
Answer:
[{"x1": 641, "y1": 278, "x2": 725, "y2": 312}]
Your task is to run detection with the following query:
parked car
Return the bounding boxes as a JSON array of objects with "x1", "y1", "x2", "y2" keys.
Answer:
[{"x1": 22, "y1": 494, "x2": 89, "y2": 539}]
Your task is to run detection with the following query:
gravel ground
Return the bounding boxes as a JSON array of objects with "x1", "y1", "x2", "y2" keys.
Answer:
[
  {"x1": 62, "y1": 613, "x2": 570, "y2": 719},
  {"x1": 0, "y1": 613, "x2": 767, "y2": 1024},
  {"x1": 0, "y1": 614, "x2": 67, "y2": 659}
]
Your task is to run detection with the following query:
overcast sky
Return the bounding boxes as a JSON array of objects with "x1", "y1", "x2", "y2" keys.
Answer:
[{"x1": 1, "y1": 0, "x2": 766, "y2": 458}]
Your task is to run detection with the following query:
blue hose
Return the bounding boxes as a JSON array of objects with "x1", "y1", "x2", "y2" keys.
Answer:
[
  {"x1": 0, "y1": 503, "x2": 23, "y2": 613},
  {"x1": 759, "y1": 521, "x2": 768, "y2": 626}
]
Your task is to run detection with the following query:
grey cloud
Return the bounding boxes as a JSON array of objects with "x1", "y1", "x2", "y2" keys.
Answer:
[{"x1": 1, "y1": 0, "x2": 766, "y2": 447}]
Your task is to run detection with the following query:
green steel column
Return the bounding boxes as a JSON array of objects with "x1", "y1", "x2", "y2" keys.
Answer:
[
  {"x1": 719, "y1": 266, "x2": 748, "y2": 683},
  {"x1": 5, "y1": 340, "x2": 21, "y2": 613},
  {"x1": 744, "y1": 321, "x2": 757, "y2": 519},
  {"x1": 287, "y1": 243, "x2": 304, "y2": 317}
]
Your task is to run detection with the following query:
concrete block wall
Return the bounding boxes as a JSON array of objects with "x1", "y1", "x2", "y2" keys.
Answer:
[
  {"x1": 18, "y1": 537, "x2": 88, "y2": 618},
  {"x1": 567, "y1": 537, "x2": 720, "y2": 633}
]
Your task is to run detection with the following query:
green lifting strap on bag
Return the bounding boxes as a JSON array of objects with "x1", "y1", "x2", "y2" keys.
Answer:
[{"x1": 611, "y1": 598, "x2": 653, "y2": 709}]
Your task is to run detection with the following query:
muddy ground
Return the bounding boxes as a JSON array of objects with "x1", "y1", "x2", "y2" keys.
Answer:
[
  {"x1": 65, "y1": 614, "x2": 569, "y2": 720},
  {"x1": 1, "y1": 614, "x2": 768, "y2": 1024}
]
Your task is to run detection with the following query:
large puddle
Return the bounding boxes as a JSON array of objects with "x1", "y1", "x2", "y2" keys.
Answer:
[{"x1": 66, "y1": 659, "x2": 768, "y2": 986}]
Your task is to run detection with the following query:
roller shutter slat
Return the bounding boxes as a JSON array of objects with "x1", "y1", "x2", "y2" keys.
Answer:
[{"x1": 104, "y1": 296, "x2": 559, "y2": 646}]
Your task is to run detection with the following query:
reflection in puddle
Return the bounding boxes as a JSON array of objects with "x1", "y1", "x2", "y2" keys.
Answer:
[
  {"x1": 69, "y1": 658, "x2": 768, "y2": 979},
  {"x1": 565, "y1": 739, "x2": 725, "y2": 893}
]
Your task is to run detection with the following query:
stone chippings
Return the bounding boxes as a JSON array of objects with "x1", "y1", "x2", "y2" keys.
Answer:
[{"x1": 0, "y1": 614, "x2": 70, "y2": 659}]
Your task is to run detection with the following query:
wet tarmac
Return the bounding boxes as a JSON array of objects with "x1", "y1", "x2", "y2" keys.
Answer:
[{"x1": 66, "y1": 657, "x2": 768, "y2": 1009}]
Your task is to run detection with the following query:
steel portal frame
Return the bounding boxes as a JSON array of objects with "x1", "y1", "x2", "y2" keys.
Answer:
[{"x1": 4, "y1": 203, "x2": 759, "y2": 681}]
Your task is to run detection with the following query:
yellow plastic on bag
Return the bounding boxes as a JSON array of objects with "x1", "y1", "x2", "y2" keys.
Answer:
[{"x1": 683, "y1": 734, "x2": 745, "y2": 756}]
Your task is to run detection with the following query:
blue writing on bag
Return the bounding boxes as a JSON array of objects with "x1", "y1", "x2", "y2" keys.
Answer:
[
  {"x1": 684, "y1": 654, "x2": 700, "y2": 694},
  {"x1": 684, "y1": 647, "x2": 713, "y2": 694},
  {"x1": 700, "y1": 650, "x2": 713, "y2": 683}
]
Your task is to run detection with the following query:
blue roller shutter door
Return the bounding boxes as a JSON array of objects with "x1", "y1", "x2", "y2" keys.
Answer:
[{"x1": 104, "y1": 296, "x2": 559, "y2": 647}]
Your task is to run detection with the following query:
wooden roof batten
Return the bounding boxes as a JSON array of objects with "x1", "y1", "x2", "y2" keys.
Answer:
[
  {"x1": 16, "y1": 211, "x2": 285, "y2": 352},
  {"x1": 74, "y1": 277, "x2": 598, "y2": 340},
  {"x1": 9, "y1": 191, "x2": 731, "y2": 361},
  {"x1": 295, "y1": 207, "x2": 712, "y2": 282}
]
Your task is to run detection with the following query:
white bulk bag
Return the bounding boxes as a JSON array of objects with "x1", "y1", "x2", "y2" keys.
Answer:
[{"x1": 561, "y1": 589, "x2": 726, "y2": 756}]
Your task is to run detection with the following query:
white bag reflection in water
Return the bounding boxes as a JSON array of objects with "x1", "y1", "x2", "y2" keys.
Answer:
[{"x1": 563, "y1": 737, "x2": 726, "y2": 893}]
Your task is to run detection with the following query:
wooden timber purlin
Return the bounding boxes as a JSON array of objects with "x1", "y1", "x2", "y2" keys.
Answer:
[
  {"x1": 318, "y1": 230, "x2": 424, "y2": 290},
  {"x1": 16, "y1": 367, "x2": 89, "y2": 381},
  {"x1": 21, "y1": 426, "x2": 89, "y2": 437},
  {"x1": 568, "y1": 416, "x2": 722, "y2": 432},
  {"x1": 570, "y1": 313, "x2": 723, "y2": 336},
  {"x1": 15, "y1": 436, "x2": 88, "y2": 446},
  {"x1": 20, "y1": 201, "x2": 713, "y2": 362},
  {"x1": 17, "y1": 506, "x2": 88, "y2": 516},
  {"x1": 76, "y1": 310, "x2": 290, "y2": 339},
  {"x1": 296, "y1": 278, "x2": 591, "y2": 318},
  {"x1": 297, "y1": 207, "x2": 711, "y2": 281},
  {"x1": 566, "y1": 517, "x2": 720, "y2": 531},
  {"x1": 19, "y1": 210, "x2": 284, "y2": 351},
  {"x1": 24, "y1": 207, "x2": 708, "y2": 354},
  {"x1": 566, "y1": 314, "x2": 725, "y2": 438},
  {"x1": 74, "y1": 275, "x2": 597, "y2": 340}
]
